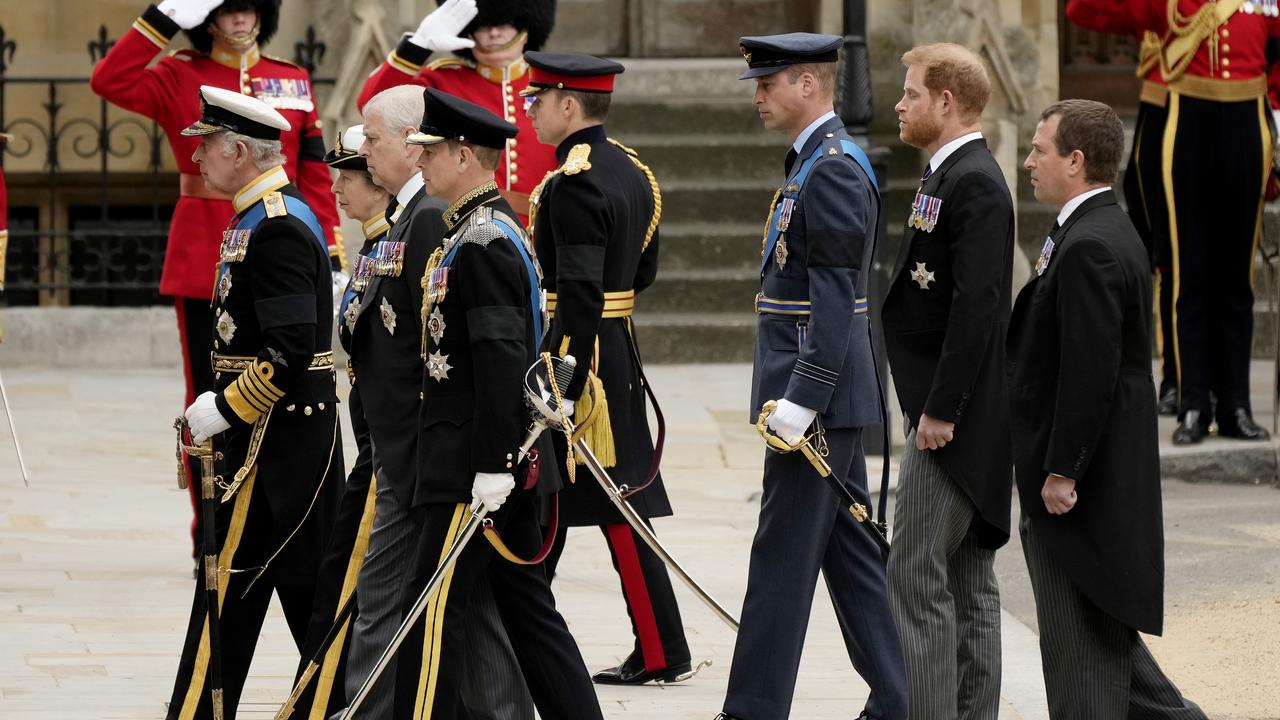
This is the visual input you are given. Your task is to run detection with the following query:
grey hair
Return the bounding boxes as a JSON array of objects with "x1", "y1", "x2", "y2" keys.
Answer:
[
  {"x1": 364, "y1": 85, "x2": 425, "y2": 136},
  {"x1": 218, "y1": 131, "x2": 286, "y2": 171}
]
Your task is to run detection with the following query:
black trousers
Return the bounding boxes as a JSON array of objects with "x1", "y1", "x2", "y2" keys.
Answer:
[
  {"x1": 723, "y1": 428, "x2": 908, "y2": 720},
  {"x1": 544, "y1": 519, "x2": 691, "y2": 672},
  {"x1": 177, "y1": 298, "x2": 215, "y2": 557},
  {"x1": 1164, "y1": 92, "x2": 1270, "y2": 418},
  {"x1": 166, "y1": 466, "x2": 321, "y2": 720},
  {"x1": 1124, "y1": 99, "x2": 1177, "y2": 391},
  {"x1": 392, "y1": 493, "x2": 602, "y2": 720}
]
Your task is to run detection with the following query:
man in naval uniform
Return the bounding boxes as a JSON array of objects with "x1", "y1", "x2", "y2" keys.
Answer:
[
  {"x1": 90, "y1": 0, "x2": 345, "y2": 563},
  {"x1": 716, "y1": 33, "x2": 907, "y2": 720},
  {"x1": 357, "y1": 0, "x2": 558, "y2": 224},
  {"x1": 177, "y1": 85, "x2": 343, "y2": 720},
  {"x1": 521, "y1": 51, "x2": 694, "y2": 685},
  {"x1": 391, "y1": 87, "x2": 603, "y2": 720}
]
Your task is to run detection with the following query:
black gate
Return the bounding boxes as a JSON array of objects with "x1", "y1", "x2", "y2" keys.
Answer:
[{"x1": 0, "y1": 23, "x2": 332, "y2": 307}]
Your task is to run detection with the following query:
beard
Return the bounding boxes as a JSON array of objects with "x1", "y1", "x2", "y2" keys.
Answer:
[{"x1": 899, "y1": 111, "x2": 943, "y2": 150}]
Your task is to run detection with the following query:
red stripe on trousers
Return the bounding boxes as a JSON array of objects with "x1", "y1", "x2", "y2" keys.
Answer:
[
  {"x1": 174, "y1": 300, "x2": 199, "y2": 553},
  {"x1": 606, "y1": 523, "x2": 666, "y2": 672}
]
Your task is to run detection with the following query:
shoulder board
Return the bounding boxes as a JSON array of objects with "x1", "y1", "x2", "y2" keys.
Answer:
[
  {"x1": 427, "y1": 56, "x2": 469, "y2": 71},
  {"x1": 168, "y1": 49, "x2": 199, "y2": 62},
  {"x1": 262, "y1": 54, "x2": 306, "y2": 72},
  {"x1": 263, "y1": 191, "x2": 289, "y2": 219},
  {"x1": 562, "y1": 144, "x2": 592, "y2": 175},
  {"x1": 459, "y1": 206, "x2": 504, "y2": 248}
]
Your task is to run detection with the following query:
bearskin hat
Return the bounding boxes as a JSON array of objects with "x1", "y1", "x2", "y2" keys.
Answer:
[
  {"x1": 437, "y1": 0, "x2": 556, "y2": 62},
  {"x1": 184, "y1": 0, "x2": 281, "y2": 54}
]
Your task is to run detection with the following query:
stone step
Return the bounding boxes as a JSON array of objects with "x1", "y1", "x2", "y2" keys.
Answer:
[
  {"x1": 639, "y1": 269, "x2": 759, "y2": 315},
  {"x1": 610, "y1": 97, "x2": 768, "y2": 137},
  {"x1": 661, "y1": 180, "x2": 779, "y2": 224},
  {"x1": 621, "y1": 133, "x2": 783, "y2": 183},
  {"x1": 657, "y1": 223, "x2": 761, "y2": 272},
  {"x1": 632, "y1": 312, "x2": 757, "y2": 364}
]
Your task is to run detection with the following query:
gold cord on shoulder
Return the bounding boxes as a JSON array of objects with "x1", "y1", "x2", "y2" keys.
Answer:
[{"x1": 609, "y1": 138, "x2": 663, "y2": 252}]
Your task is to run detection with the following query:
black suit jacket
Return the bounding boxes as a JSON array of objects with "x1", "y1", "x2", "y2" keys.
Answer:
[
  {"x1": 1007, "y1": 190, "x2": 1165, "y2": 635},
  {"x1": 343, "y1": 188, "x2": 446, "y2": 506},
  {"x1": 881, "y1": 138, "x2": 1014, "y2": 548}
]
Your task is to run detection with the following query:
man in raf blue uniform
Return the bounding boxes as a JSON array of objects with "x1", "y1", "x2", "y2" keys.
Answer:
[{"x1": 717, "y1": 33, "x2": 907, "y2": 720}]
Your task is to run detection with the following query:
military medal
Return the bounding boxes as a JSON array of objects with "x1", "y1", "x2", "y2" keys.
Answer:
[
  {"x1": 217, "y1": 273, "x2": 232, "y2": 302},
  {"x1": 1244, "y1": 0, "x2": 1279, "y2": 16},
  {"x1": 351, "y1": 255, "x2": 374, "y2": 291},
  {"x1": 428, "y1": 307, "x2": 446, "y2": 344},
  {"x1": 907, "y1": 192, "x2": 942, "y2": 233},
  {"x1": 220, "y1": 228, "x2": 251, "y2": 262},
  {"x1": 250, "y1": 77, "x2": 315, "y2": 111},
  {"x1": 343, "y1": 295, "x2": 361, "y2": 333},
  {"x1": 427, "y1": 350, "x2": 452, "y2": 381},
  {"x1": 380, "y1": 297, "x2": 397, "y2": 335},
  {"x1": 370, "y1": 240, "x2": 405, "y2": 277},
  {"x1": 1035, "y1": 236, "x2": 1056, "y2": 277},
  {"x1": 910, "y1": 262, "x2": 936, "y2": 290},
  {"x1": 216, "y1": 310, "x2": 237, "y2": 344}
]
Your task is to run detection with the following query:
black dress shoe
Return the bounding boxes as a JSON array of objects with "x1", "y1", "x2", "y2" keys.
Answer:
[
  {"x1": 593, "y1": 652, "x2": 692, "y2": 685},
  {"x1": 714, "y1": 715, "x2": 743, "y2": 720},
  {"x1": 1157, "y1": 385, "x2": 1179, "y2": 416},
  {"x1": 1172, "y1": 410, "x2": 1208, "y2": 445},
  {"x1": 1218, "y1": 408, "x2": 1271, "y2": 440}
]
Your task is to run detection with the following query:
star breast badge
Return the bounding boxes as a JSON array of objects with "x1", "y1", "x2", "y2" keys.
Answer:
[
  {"x1": 427, "y1": 350, "x2": 452, "y2": 381},
  {"x1": 428, "y1": 306, "x2": 446, "y2": 344},
  {"x1": 344, "y1": 295, "x2": 361, "y2": 333},
  {"x1": 216, "y1": 311, "x2": 237, "y2": 344},
  {"x1": 910, "y1": 262, "x2": 936, "y2": 290},
  {"x1": 380, "y1": 297, "x2": 397, "y2": 335}
]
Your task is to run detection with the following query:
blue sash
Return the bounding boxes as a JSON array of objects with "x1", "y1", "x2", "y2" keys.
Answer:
[
  {"x1": 761, "y1": 138, "x2": 878, "y2": 273},
  {"x1": 218, "y1": 194, "x2": 328, "y2": 285},
  {"x1": 441, "y1": 218, "x2": 545, "y2": 349}
]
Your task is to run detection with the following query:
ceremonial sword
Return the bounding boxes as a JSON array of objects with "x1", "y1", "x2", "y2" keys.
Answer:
[
  {"x1": 338, "y1": 355, "x2": 577, "y2": 720},
  {"x1": 0, "y1": 366, "x2": 30, "y2": 486}
]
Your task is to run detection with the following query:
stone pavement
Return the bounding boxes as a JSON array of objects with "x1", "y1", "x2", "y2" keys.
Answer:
[{"x1": 0, "y1": 364, "x2": 1276, "y2": 719}]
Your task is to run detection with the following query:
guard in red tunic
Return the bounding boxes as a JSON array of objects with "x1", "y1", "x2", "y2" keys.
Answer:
[
  {"x1": 356, "y1": 0, "x2": 558, "y2": 224},
  {"x1": 1128, "y1": 0, "x2": 1278, "y2": 445},
  {"x1": 90, "y1": 0, "x2": 345, "y2": 558},
  {"x1": 1066, "y1": 0, "x2": 1181, "y2": 415}
]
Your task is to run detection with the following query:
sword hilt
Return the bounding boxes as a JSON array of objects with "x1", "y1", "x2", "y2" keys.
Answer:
[{"x1": 755, "y1": 400, "x2": 833, "y2": 477}]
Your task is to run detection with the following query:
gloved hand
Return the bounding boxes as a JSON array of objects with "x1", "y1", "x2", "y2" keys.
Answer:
[
  {"x1": 472, "y1": 472, "x2": 515, "y2": 513},
  {"x1": 766, "y1": 398, "x2": 817, "y2": 446},
  {"x1": 408, "y1": 0, "x2": 478, "y2": 53},
  {"x1": 331, "y1": 270, "x2": 350, "y2": 319},
  {"x1": 186, "y1": 391, "x2": 231, "y2": 445},
  {"x1": 157, "y1": 0, "x2": 223, "y2": 30}
]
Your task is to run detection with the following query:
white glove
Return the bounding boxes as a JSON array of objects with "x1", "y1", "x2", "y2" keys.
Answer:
[
  {"x1": 157, "y1": 0, "x2": 223, "y2": 30},
  {"x1": 767, "y1": 398, "x2": 817, "y2": 446},
  {"x1": 186, "y1": 391, "x2": 231, "y2": 445},
  {"x1": 408, "y1": 0, "x2": 478, "y2": 53},
  {"x1": 472, "y1": 472, "x2": 516, "y2": 513},
  {"x1": 331, "y1": 270, "x2": 350, "y2": 319}
]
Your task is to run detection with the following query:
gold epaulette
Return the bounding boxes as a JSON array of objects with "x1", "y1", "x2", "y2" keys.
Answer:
[
  {"x1": 168, "y1": 49, "x2": 198, "y2": 61},
  {"x1": 427, "y1": 56, "x2": 469, "y2": 71},
  {"x1": 263, "y1": 191, "x2": 289, "y2": 218},
  {"x1": 528, "y1": 145, "x2": 592, "y2": 233},
  {"x1": 609, "y1": 139, "x2": 662, "y2": 252}
]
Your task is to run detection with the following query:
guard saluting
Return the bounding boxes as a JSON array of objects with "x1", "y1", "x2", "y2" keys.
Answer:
[
  {"x1": 175, "y1": 86, "x2": 342, "y2": 720},
  {"x1": 522, "y1": 52, "x2": 694, "y2": 685},
  {"x1": 391, "y1": 88, "x2": 602, "y2": 720},
  {"x1": 718, "y1": 33, "x2": 906, "y2": 720}
]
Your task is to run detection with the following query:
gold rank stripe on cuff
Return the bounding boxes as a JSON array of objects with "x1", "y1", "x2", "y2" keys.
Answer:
[
  {"x1": 222, "y1": 360, "x2": 285, "y2": 424},
  {"x1": 388, "y1": 49, "x2": 422, "y2": 76},
  {"x1": 754, "y1": 293, "x2": 869, "y2": 316},
  {"x1": 546, "y1": 290, "x2": 635, "y2": 320},
  {"x1": 214, "y1": 352, "x2": 334, "y2": 373},
  {"x1": 132, "y1": 17, "x2": 170, "y2": 49}
]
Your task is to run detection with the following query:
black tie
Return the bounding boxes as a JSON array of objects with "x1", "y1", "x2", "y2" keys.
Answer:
[
  {"x1": 1049, "y1": 220, "x2": 1061, "y2": 238},
  {"x1": 385, "y1": 198, "x2": 399, "y2": 226},
  {"x1": 784, "y1": 148, "x2": 798, "y2": 177},
  {"x1": 920, "y1": 163, "x2": 933, "y2": 184}
]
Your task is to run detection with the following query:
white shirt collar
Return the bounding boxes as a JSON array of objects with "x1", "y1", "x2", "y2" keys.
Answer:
[
  {"x1": 928, "y1": 131, "x2": 984, "y2": 174},
  {"x1": 1055, "y1": 186, "x2": 1112, "y2": 228},
  {"x1": 793, "y1": 110, "x2": 839, "y2": 155},
  {"x1": 394, "y1": 173, "x2": 425, "y2": 214}
]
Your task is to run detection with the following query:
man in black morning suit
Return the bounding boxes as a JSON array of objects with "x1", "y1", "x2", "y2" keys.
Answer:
[
  {"x1": 392, "y1": 88, "x2": 602, "y2": 720},
  {"x1": 521, "y1": 51, "x2": 694, "y2": 685},
  {"x1": 881, "y1": 43, "x2": 1012, "y2": 719},
  {"x1": 1012, "y1": 99, "x2": 1205, "y2": 719},
  {"x1": 177, "y1": 86, "x2": 343, "y2": 719},
  {"x1": 717, "y1": 33, "x2": 907, "y2": 720}
]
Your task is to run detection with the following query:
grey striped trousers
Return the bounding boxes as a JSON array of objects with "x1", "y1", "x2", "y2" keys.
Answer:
[
  {"x1": 338, "y1": 480, "x2": 533, "y2": 719},
  {"x1": 1020, "y1": 514, "x2": 1207, "y2": 720},
  {"x1": 887, "y1": 429, "x2": 1002, "y2": 720}
]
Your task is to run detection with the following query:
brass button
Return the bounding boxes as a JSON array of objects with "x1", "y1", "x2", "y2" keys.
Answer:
[
  {"x1": 1223, "y1": 69, "x2": 1232, "y2": 78},
  {"x1": 506, "y1": 462, "x2": 513, "y2": 469},
  {"x1": 419, "y1": 391, "x2": 424, "y2": 400},
  {"x1": 318, "y1": 402, "x2": 326, "y2": 410},
  {"x1": 510, "y1": 162, "x2": 518, "y2": 172},
  {"x1": 215, "y1": 372, "x2": 221, "y2": 380},
  {"x1": 1222, "y1": 28, "x2": 1230, "y2": 38},
  {"x1": 511, "y1": 174, "x2": 519, "y2": 184},
  {"x1": 1222, "y1": 43, "x2": 1231, "y2": 53},
  {"x1": 286, "y1": 404, "x2": 296, "y2": 412},
  {"x1": 213, "y1": 340, "x2": 220, "y2": 350},
  {"x1": 506, "y1": 452, "x2": 514, "y2": 459},
  {"x1": 509, "y1": 150, "x2": 518, "y2": 159},
  {"x1": 1222, "y1": 57, "x2": 1230, "y2": 67},
  {"x1": 304, "y1": 406, "x2": 313, "y2": 416}
]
